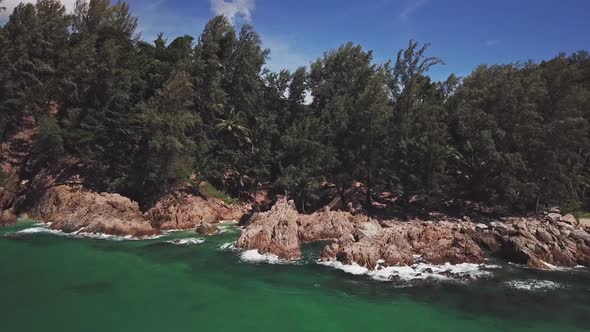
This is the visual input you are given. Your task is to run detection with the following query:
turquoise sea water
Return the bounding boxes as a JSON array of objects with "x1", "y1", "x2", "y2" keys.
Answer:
[{"x1": 1, "y1": 220, "x2": 589, "y2": 332}]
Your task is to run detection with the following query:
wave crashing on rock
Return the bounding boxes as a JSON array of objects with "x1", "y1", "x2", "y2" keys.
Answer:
[
  {"x1": 319, "y1": 259, "x2": 499, "y2": 282},
  {"x1": 13, "y1": 223, "x2": 161, "y2": 241},
  {"x1": 504, "y1": 280, "x2": 563, "y2": 291}
]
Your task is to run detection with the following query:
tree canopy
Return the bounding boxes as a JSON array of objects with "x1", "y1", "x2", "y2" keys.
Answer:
[{"x1": 1, "y1": 1, "x2": 588, "y2": 213}]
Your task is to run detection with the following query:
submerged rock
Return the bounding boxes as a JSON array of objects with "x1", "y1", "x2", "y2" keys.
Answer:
[
  {"x1": 196, "y1": 222, "x2": 220, "y2": 236},
  {"x1": 235, "y1": 197, "x2": 301, "y2": 260},
  {"x1": 26, "y1": 185, "x2": 156, "y2": 237}
]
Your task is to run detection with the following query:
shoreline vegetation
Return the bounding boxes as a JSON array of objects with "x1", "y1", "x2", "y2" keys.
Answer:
[{"x1": 0, "y1": 0, "x2": 589, "y2": 273}]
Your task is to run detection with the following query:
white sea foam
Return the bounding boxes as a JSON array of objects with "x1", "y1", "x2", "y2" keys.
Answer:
[
  {"x1": 13, "y1": 223, "x2": 161, "y2": 241},
  {"x1": 509, "y1": 261, "x2": 577, "y2": 272},
  {"x1": 165, "y1": 238, "x2": 205, "y2": 245},
  {"x1": 217, "y1": 223, "x2": 239, "y2": 234},
  {"x1": 319, "y1": 259, "x2": 498, "y2": 282},
  {"x1": 541, "y1": 261, "x2": 570, "y2": 271},
  {"x1": 218, "y1": 220, "x2": 238, "y2": 225},
  {"x1": 16, "y1": 226, "x2": 65, "y2": 236},
  {"x1": 161, "y1": 229, "x2": 189, "y2": 234},
  {"x1": 239, "y1": 249, "x2": 292, "y2": 264},
  {"x1": 219, "y1": 242, "x2": 235, "y2": 250},
  {"x1": 318, "y1": 261, "x2": 369, "y2": 275},
  {"x1": 505, "y1": 280, "x2": 563, "y2": 291}
]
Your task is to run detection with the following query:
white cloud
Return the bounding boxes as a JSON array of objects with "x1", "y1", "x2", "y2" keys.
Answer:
[
  {"x1": 1, "y1": 0, "x2": 77, "y2": 21},
  {"x1": 485, "y1": 39, "x2": 500, "y2": 47},
  {"x1": 399, "y1": 0, "x2": 428, "y2": 21},
  {"x1": 209, "y1": 0, "x2": 254, "y2": 24},
  {"x1": 263, "y1": 35, "x2": 311, "y2": 73},
  {"x1": 134, "y1": 1, "x2": 206, "y2": 44},
  {"x1": 262, "y1": 35, "x2": 314, "y2": 104}
]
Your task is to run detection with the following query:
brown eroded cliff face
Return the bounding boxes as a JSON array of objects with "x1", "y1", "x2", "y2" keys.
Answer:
[{"x1": 23, "y1": 181, "x2": 248, "y2": 236}]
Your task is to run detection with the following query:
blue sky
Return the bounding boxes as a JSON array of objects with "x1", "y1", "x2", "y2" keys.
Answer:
[{"x1": 2, "y1": 0, "x2": 590, "y2": 81}]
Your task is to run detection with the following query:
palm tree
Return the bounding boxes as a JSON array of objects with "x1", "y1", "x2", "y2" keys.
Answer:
[{"x1": 214, "y1": 107, "x2": 252, "y2": 148}]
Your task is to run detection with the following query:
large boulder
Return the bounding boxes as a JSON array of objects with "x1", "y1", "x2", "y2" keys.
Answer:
[
  {"x1": 0, "y1": 209, "x2": 17, "y2": 226},
  {"x1": 196, "y1": 222, "x2": 220, "y2": 236},
  {"x1": 26, "y1": 185, "x2": 157, "y2": 237},
  {"x1": 235, "y1": 197, "x2": 301, "y2": 260},
  {"x1": 145, "y1": 191, "x2": 245, "y2": 230}
]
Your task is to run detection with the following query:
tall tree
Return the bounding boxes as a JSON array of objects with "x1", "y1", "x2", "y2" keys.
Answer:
[
  {"x1": 60, "y1": 0, "x2": 141, "y2": 191},
  {"x1": 137, "y1": 71, "x2": 199, "y2": 197},
  {"x1": 309, "y1": 42, "x2": 385, "y2": 205},
  {"x1": 0, "y1": 0, "x2": 68, "y2": 137},
  {"x1": 384, "y1": 40, "x2": 447, "y2": 206}
]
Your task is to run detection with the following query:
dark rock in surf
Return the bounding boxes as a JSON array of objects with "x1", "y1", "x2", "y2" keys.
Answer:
[{"x1": 196, "y1": 222, "x2": 220, "y2": 236}]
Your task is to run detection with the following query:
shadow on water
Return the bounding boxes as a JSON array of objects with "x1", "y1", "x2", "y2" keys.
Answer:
[{"x1": 67, "y1": 280, "x2": 113, "y2": 294}]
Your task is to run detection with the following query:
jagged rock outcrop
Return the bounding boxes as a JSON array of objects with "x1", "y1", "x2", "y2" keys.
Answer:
[
  {"x1": 196, "y1": 222, "x2": 220, "y2": 235},
  {"x1": 321, "y1": 220, "x2": 485, "y2": 268},
  {"x1": 471, "y1": 214, "x2": 590, "y2": 269},
  {"x1": 238, "y1": 198, "x2": 484, "y2": 266},
  {"x1": 145, "y1": 191, "x2": 245, "y2": 230},
  {"x1": 238, "y1": 199, "x2": 590, "y2": 270},
  {"x1": 26, "y1": 185, "x2": 157, "y2": 237},
  {"x1": 235, "y1": 197, "x2": 301, "y2": 260}
]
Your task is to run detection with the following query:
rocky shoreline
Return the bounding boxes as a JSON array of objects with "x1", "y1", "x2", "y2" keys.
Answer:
[
  {"x1": 1, "y1": 184, "x2": 589, "y2": 272},
  {"x1": 235, "y1": 197, "x2": 590, "y2": 271},
  {"x1": 0, "y1": 121, "x2": 588, "y2": 271},
  {"x1": 2, "y1": 112, "x2": 589, "y2": 273},
  {"x1": 1, "y1": 168, "x2": 589, "y2": 272}
]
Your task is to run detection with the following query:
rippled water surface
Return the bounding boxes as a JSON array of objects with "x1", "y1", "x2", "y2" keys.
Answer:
[{"x1": 1, "y1": 220, "x2": 589, "y2": 332}]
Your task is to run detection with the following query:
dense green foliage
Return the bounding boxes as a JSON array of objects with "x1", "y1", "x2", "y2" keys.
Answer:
[{"x1": 1, "y1": 0, "x2": 589, "y2": 212}]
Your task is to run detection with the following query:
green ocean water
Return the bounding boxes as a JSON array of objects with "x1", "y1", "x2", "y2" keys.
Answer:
[{"x1": 1, "y1": 220, "x2": 589, "y2": 332}]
